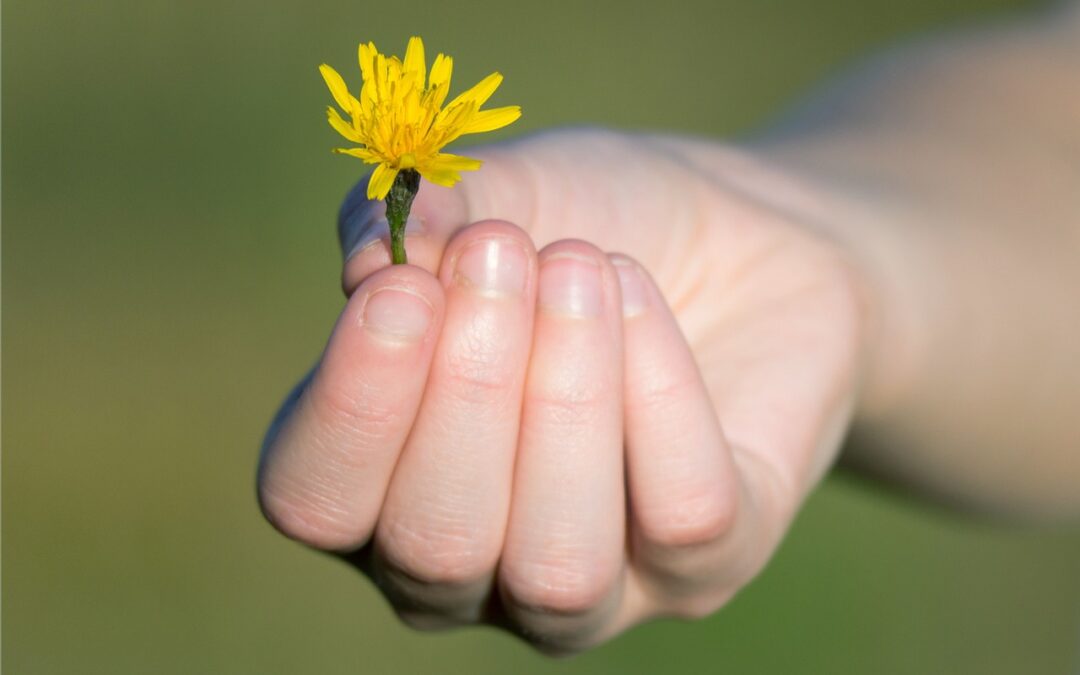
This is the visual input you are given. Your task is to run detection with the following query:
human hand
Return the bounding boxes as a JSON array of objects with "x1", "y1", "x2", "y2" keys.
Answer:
[{"x1": 257, "y1": 129, "x2": 867, "y2": 653}]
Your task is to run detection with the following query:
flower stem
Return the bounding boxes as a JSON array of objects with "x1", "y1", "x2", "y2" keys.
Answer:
[{"x1": 384, "y1": 169, "x2": 420, "y2": 265}]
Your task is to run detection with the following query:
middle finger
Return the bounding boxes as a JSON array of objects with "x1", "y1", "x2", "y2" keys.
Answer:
[{"x1": 499, "y1": 240, "x2": 626, "y2": 648}]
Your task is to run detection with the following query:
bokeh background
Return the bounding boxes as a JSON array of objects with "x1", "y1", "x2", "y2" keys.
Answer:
[{"x1": 5, "y1": 0, "x2": 1079, "y2": 673}]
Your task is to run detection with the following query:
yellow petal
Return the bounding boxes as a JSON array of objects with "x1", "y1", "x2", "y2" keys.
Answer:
[
  {"x1": 402, "y1": 86, "x2": 421, "y2": 128},
  {"x1": 373, "y1": 53, "x2": 388, "y2": 102},
  {"x1": 403, "y1": 36, "x2": 426, "y2": 84},
  {"x1": 333, "y1": 147, "x2": 380, "y2": 163},
  {"x1": 432, "y1": 101, "x2": 478, "y2": 146},
  {"x1": 423, "y1": 79, "x2": 451, "y2": 112},
  {"x1": 387, "y1": 56, "x2": 403, "y2": 86},
  {"x1": 327, "y1": 107, "x2": 363, "y2": 142},
  {"x1": 324, "y1": 39, "x2": 519, "y2": 182},
  {"x1": 462, "y1": 106, "x2": 521, "y2": 134},
  {"x1": 319, "y1": 64, "x2": 358, "y2": 112},
  {"x1": 434, "y1": 99, "x2": 476, "y2": 131},
  {"x1": 418, "y1": 167, "x2": 462, "y2": 187},
  {"x1": 367, "y1": 163, "x2": 400, "y2": 200},
  {"x1": 426, "y1": 153, "x2": 483, "y2": 172},
  {"x1": 445, "y1": 72, "x2": 502, "y2": 110},
  {"x1": 393, "y1": 70, "x2": 420, "y2": 109},
  {"x1": 358, "y1": 42, "x2": 376, "y2": 84},
  {"x1": 429, "y1": 53, "x2": 452, "y2": 90}
]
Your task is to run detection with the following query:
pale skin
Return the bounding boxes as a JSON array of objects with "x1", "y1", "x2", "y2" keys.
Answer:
[{"x1": 258, "y1": 4, "x2": 1080, "y2": 654}]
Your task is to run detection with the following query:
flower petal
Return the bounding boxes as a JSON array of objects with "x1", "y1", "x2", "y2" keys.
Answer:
[
  {"x1": 418, "y1": 167, "x2": 462, "y2": 187},
  {"x1": 319, "y1": 64, "x2": 358, "y2": 112},
  {"x1": 419, "y1": 153, "x2": 484, "y2": 187},
  {"x1": 429, "y1": 53, "x2": 452, "y2": 90},
  {"x1": 444, "y1": 72, "x2": 502, "y2": 111},
  {"x1": 427, "y1": 153, "x2": 483, "y2": 172},
  {"x1": 432, "y1": 101, "x2": 478, "y2": 146},
  {"x1": 387, "y1": 56, "x2": 404, "y2": 87},
  {"x1": 367, "y1": 163, "x2": 399, "y2": 200},
  {"x1": 333, "y1": 147, "x2": 380, "y2": 163},
  {"x1": 358, "y1": 42, "x2": 377, "y2": 84},
  {"x1": 327, "y1": 107, "x2": 363, "y2": 142},
  {"x1": 462, "y1": 106, "x2": 522, "y2": 134},
  {"x1": 373, "y1": 53, "x2": 389, "y2": 102},
  {"x1": 324, "y1": 39, "x2": 518, "y2": 186},
  {"x1": 403, "y1": 36, "x2": 426, "y2": 85}
]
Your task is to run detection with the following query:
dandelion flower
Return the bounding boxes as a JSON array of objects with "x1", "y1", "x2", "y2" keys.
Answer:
[{"x1": 320, "y1": 36, "x2": 521, "y2": 263}]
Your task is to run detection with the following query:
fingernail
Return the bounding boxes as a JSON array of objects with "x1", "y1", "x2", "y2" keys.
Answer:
[
  {"x1": 345, "y1": 215, "x2": 425, "y2": 261},
  {"x1": 538, "y1": 254, "x2": 603, "y2": 317},
  {"x1": 454, "y1": 237, "x2": 529, "y2": 297},
  {"x1": 612, "y1": 259, "x2": 649, "y2": 317},
  {"x1": 361, "y1": 287, "x2": 433, "y2": 342}
]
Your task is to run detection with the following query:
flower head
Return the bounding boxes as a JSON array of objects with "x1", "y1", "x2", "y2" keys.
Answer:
[{"x1": 320, "y1": 36, "x2": 521, "y2": 200}]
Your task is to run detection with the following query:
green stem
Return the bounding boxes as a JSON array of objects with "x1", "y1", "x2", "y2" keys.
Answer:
[{"x1": 384, "y1": 169, "x2": 420, "y2": 265}]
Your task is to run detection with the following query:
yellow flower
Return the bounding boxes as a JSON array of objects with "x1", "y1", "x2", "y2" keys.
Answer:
[{"x1": 320, "y1": 36, "x2": 521, "y2": 200}]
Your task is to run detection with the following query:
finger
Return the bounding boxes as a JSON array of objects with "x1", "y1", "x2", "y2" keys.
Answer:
[
  {"x1": 338, "y1": 142, "x2": 539, "y2": 296},
  {"x1": 498, "y1": 240, "x2": 626, "y2": 648},
  {"x1": 338, "y1": 176, "x2": 467, "y2": 295},
  {"x1": 625, "y1": 251, "x2": 859, "y2": 621},
  {"x1": 371, "y1": 221, "x2": 538, "y2": 623},
  {"x1": 607, "y1": 254, "x2": 739, "y2": 596},
  {"x1": 257, "y1": 265, "x2": 445, "y2": 551}
]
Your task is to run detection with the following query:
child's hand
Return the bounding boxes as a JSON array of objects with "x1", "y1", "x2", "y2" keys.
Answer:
[{"x1": 257, "y1": 130, "x2": 865, "y2": 653}]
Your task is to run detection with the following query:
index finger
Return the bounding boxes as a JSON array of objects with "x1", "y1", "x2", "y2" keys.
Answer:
[{"x1": 258, "y1": 264, "x2": 446, "y2": 551}]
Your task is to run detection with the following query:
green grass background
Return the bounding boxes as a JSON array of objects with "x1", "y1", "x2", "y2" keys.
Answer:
[{"x1": 5, "y1": 0, "x2": 1079, "y2": 673}]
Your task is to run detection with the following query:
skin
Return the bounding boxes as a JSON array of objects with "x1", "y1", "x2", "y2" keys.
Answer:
[{"x1": 258, "y1": 3, "x2": 1079, "y2": 654}]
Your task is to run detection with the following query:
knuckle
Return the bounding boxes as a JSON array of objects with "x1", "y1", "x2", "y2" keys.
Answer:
[
  {"x1": 258, "y1": 482, "x2": 369, "y2": 551},
  {"x1": 442, "y1": 340, "x2": 518, "y2": 403},
  {"x1": 310, "y1": 382, "x2": 403, "y2": 445},
  {"x1": 527, "y1": 394, "x2": 603, "y2": 431},
  {"x1": 535, "y1": 374, "x2": 607, "y2": 407},
  {"x1": 635, "y1": 371, "x2": 699, "y2": 413},
  {"x1": 526, "y1": 375, "x2": 609, "y2": 429},
  {"x1": 637, "y1": 488, "x2": 738, "y2": 549},
  {"x1": 378, "y1": 516, "x2": 496, "y2": 587},
  {"x1": 502, "y1": 560, "x2": 612, "y2": 616}
]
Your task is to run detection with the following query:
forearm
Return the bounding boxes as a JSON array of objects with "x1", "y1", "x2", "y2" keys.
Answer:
[{"x1": 738, "y1": 4, "x2": 1080, "y2": 518}]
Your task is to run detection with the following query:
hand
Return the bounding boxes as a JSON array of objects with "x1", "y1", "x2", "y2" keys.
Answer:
[{"x1": 257, "y1": 129, "x2": 867, "y2": 653}]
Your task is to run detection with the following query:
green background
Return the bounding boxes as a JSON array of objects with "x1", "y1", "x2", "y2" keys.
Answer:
[{"x1": 5, "y1": 1, "x2": 1079, "y2": 673}]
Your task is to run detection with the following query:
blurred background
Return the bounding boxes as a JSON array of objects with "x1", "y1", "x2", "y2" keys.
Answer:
[{"x1": 5, "y1": 0, "x2": 1079, "y2": 673}]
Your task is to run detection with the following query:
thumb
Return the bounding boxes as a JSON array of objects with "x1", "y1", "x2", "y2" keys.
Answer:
[{"x1": 337, "y1": 147, "x2": 534, "y2": 297}]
